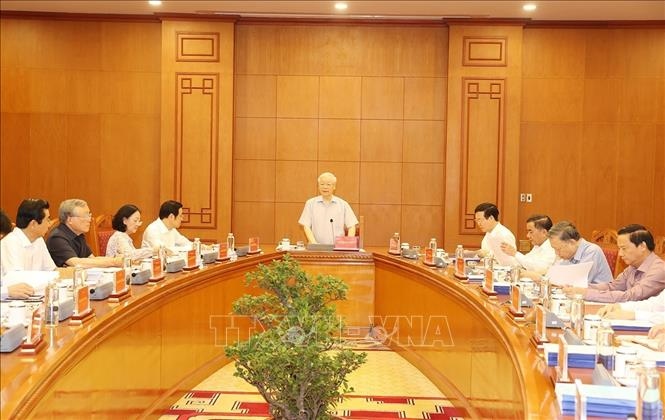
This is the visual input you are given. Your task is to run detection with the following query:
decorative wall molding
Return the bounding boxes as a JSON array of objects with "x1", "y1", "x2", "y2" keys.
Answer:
[
  {"x1": 176, "y1": 31, "x2": 220, "y2": 62},
  {"x1": 462, "y1": 36, "x2": 507, "y2": 67},
  {"x1": 459, "y1": 78, "x2": 505, "y2": 234},
  {"x1": 175, "y1": 72, "x2": 219, "y2": 229}
]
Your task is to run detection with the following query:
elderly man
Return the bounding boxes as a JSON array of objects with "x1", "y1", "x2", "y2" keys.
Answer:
[
  {"x1": 298, "y1": 172, "x2": 358, "y2": 245},
  {"x1": 142, "y1": 200, "x2": 192, "y2": 252},
  {"x1": 564, "y1": 224, "x2": 665, "y2": 302},
  {"x1": 46, "y1": 199, "x2": 122, "y2": 268},
  {"x1": 549, "y1": 221, "x2": 612, "y2": 285},
  {"x1": 474, "y1": 202, "x2": 516, "y2": 257},
  {"x1": 501, "y1": 214, "x2": 556, "y2": 277}
]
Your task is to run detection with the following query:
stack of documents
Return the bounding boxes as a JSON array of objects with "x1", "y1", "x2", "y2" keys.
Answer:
[
  {"x1": 544, "y1": 343, "x2": 597, "y2": 368},
  {"x1": 556, "y1": 382, "x2": 636, "y2": 418}
]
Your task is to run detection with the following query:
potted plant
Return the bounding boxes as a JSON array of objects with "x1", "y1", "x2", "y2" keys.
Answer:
[{"x1": 225, "y1": 255, "x2": 366, "y2": 420}]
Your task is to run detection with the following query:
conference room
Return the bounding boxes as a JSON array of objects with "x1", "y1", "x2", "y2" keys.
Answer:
[{"x1": 1, "y1": 1, "x2": 664, "y2": 418}]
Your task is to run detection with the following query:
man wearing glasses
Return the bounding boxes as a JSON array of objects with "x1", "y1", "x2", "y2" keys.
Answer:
[
  {"x1": 298, "y1": 172, "x2": 358, "y2": 245},
  {"x1": 1, "y1": 198, "x2": 56, "y2": 298},
  {"x1": 46, "y1": 198, "x2": 122, "y2": 268}
]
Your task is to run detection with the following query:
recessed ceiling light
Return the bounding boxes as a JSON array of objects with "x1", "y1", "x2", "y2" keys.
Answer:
[
  {"x1": 148, "y1": 1, "x2": 162, "y2": 6},
  {"x1": 334, "y1": 2, "x2": 348, "y2": 11},
  {"x1": 523, "y1": 3, "x2": 537, "y2": 12}
]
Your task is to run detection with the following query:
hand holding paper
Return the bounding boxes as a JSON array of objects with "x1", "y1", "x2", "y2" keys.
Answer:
[{"x1": 546, "y1": 261, "x2": 593, "y2": 288}]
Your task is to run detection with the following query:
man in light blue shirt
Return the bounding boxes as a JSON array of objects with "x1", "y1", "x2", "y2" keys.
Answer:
[{"x1": 548, "y1": 221, "x2": 612, "y2": 284}]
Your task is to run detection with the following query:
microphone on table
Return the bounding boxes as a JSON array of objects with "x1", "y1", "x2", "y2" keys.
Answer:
[{"x1": 330, "y1": 218, "x2": 335, "y2": 244}]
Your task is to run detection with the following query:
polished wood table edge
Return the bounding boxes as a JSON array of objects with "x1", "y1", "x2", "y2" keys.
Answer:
[
  {"x1": 0, "y1": 252, "x2": 280, "y2": 420},
  {"x1": 2, "y1": 250, "x2": 558, "y2": 419},
  {"x1": 371, "y1": 252, "x2": 560, "y2": 419}
]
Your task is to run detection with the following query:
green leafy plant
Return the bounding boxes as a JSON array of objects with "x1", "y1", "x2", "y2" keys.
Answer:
[{"x1": 225, "y1": 255, "x2": 366, "y2": 420}]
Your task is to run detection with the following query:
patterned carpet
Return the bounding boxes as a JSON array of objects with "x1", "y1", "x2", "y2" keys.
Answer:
[{"x1": 161, "y1": 340, "x2": 466, "y2": 420}]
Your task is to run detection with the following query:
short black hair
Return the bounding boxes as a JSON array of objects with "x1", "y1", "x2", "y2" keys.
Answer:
[
  {"x1": 526, "y1": 214, "x2": 553, "y2": 232},
  {"x1": 617, "y1": 224, "x2": 655, "y2": 251},
  {"x1": 15, "y1": 199, "x2": 49, "y2": 229},
  {"x1": 474, "y1": 202, "x2": 499, "y2": 221},
  {"x1": 112, "y1": 204, "x2": 140, "y2": 232},
  {"x1": 159, "y1": 200, "x2": 183, "y2": 220},
  {"x1": 0, "y1": 209, "x2": 12, "y2": 236},
  {"x1": 548, "y1": 221, "x2": 581, "y2": 241}
]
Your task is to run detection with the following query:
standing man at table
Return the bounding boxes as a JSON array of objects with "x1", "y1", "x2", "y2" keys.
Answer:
[
  {"x1": 299, "y1": 172, "x2": 358, "y2": 245},
  {"x1": 474, "y1": 202, "x2": 516, "y2": 257},
  {"x1": 548, "y1": 221, "x2": 612, "y2": 285},
  {"x1": 46, "y1": 199, "x2": 122, "y2": 268},
  {"x1": 142, "y1": 200, "x2": 192, "y2": 252},
  {"x1": 564, "y1": 224, "x2": 665, "y2": 302}
]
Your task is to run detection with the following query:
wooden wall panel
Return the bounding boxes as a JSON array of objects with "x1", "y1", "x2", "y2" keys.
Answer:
[
  {"x1": 233, "y1": 23, "x2": 448, "y2": 247},
  {"x1": 161, "y1": 20, "x2": 234, "y2": 243},
  {"x1": 445, "y1": 25, "x2": 523, "y2": 249},
  {"x1": 519, "y1": 28, "x2": 665, "y2": 241},
  {"x1": 0, "y1": 18, "x2": 161, "y2": 248}
]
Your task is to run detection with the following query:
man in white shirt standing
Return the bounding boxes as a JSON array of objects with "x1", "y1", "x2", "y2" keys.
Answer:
[
  {"x1": 474, "y1": 202, "x2": 516, "y2": 257},
  {"x1": 299, "y1": 172, "x2": 358, "y2": 245},
  {"x1": 1, "y1": 199, "x2": 56, "y2": 298},
  {"x1": 142, "y1": 200, "x2": 192, "y2": 252},
  {"x1": 500, "y1": 214, "x2": 556, "y2": 276}
]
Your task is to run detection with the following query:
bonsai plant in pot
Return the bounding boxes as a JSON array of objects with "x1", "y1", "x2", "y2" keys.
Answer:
[{"x1": 225, "y1": 255, "x2": 366, "y2": 420}]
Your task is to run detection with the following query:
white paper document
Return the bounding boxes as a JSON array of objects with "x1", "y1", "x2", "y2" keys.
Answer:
[
  {"x1": 545, "y1": 261, "x2": 593, "y2": 287},
  {"x1": 486, "y1": 235, "x2": 519, "y2": 266}
]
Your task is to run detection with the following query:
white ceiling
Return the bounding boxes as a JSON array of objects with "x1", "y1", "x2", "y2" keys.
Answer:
[{"x1": 1, "y1": 1, "x2": 664, "y2": 21}]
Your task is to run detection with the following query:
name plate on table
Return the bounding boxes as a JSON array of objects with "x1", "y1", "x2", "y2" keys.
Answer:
[
  {"x1": 150, "y1": 256, "x2": 165, "y2": 280},
  {"x1": 108, "y1": 268, "x2": 130, "y2": 303},
  {"x1": 455, "y1": 257, "x2": 466, "y2": 278},
  {"x1": 423, "y1": 248, "x2": 435, "y2": 266},
  {"x1": 217, "y1": 243, "x2": 229, "y2": 260},
  {"x1": 184, "y1": 249, "x2": 197, "y2": 270},
  {"x1": 21, "y1": 308, "x2": 46, "y2": 354},
  {"x1": 248, "y1": 237, "x2": 260, "y2": 254},
  {"x1": 481, "y1": 267, "x2": 497, "y2": 297},
  {"x1": 509, "y1": 284, "x2": 524, "y2": 319},
  {"x1": 333, "y1": 236, "x2": 359, "y2": 251},
  {"x1": 556, "y1": 334, "x2": 572, "y2": 383},
  {"x1": 534, "y1": 305, "x2": 548, "y2": 344}
]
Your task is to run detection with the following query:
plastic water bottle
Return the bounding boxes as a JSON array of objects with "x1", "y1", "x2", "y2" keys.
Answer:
[
  {"x1": 636, "y1": 359, "x2": 662, "y2": 420},
  {"x1": 227, "y1": 233, "x2": 235, "y2": 251},
  {"x1": 428, "y1": 237, "x2": 437, "y2": 252},
  {"x1": 194, "y1": 238, "x2": 203, "y2": 268},
  {"x1": 44, "y1": 278, "x2": 59, "y2": 327},
  {"x1": 570, "y1": 294, "x2": 584, "y2": 337},
  {"x1": 455, "y1": 244, "x2": 463, "y2": 259},
  {"x1": 596, "y1": 319, "x2": 615, "y2": 370}
]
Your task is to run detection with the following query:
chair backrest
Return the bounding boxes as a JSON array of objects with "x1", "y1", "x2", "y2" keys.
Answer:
[
  {"x1": 591, "y1": 228, "x2": 625, "y2": 277},
  {"x1": 655, "y1": 235, "x2": 665, "y2": 258},
  {"x1": 87, "y1": 214, "x2": 113, "y2": 256}
]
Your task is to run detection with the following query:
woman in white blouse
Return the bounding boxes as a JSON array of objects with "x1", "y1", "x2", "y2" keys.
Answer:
[{"x1": 105, "y1": 204, "x2": 153, "y2": 261}]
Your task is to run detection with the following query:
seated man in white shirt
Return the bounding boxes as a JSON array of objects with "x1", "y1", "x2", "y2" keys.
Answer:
[
  {"x1": 298, "y1": 172, "x2": 358, "y2": 245},
  {"x1": 598, "y1": 289, "x2": 665, "y2": 350},
  {"x1": 142, "y1": 200, "x2": 192, "y2": 253},
  {"x1": 501, "y1": 214, "x2": 556, "y2": 279},
  {"x1": 474, "y1": 202, "x2": 516, "y2": 258},
  {"x1": 1, "y1": 199, "x2": 56, "y2": 298}
]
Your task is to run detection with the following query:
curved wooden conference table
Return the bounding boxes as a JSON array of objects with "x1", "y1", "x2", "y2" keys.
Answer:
[{"x1": 0, "y1": 249, "x2": 559, "y2": 419}]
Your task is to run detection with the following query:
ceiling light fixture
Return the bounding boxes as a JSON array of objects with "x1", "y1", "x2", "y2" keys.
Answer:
[
  {"x1": 334, "y1": 2, "x2": 348, "y2": 11},
  {"x1": 148, "y1": 1, "x2": 162, "y2": 6},
  {"x1": 523, "y1": 3, "x2": 537, "y2": 12}
]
